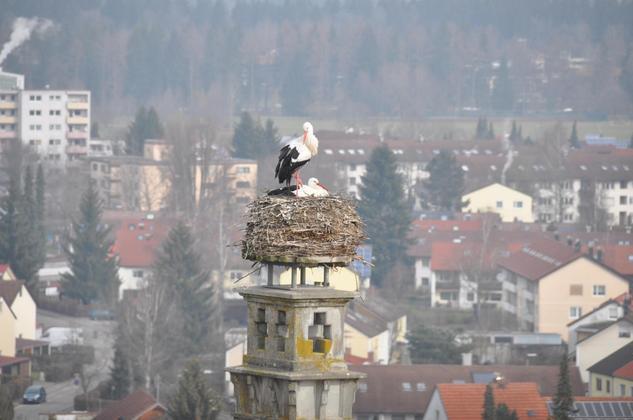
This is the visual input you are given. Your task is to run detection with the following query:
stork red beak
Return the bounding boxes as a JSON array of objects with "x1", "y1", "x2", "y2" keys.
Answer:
[
  {"x1": 303, "y1": 132, "x2": 307, "y2": 142},
  {"x1": 317, "y1": 182, "x2": 328, "y2": 191}
]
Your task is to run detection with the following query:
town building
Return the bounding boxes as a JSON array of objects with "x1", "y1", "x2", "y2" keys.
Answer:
[
  {"x1": 575, "y1": 314, "x2": 633, "y2": 383},
  {"x1": 110, "y1": 216, "x2": 172, "y2": 299},
  {"x1": 497, "y1": 239, "x2": 630, "y2": 337},
  {"x1": 352, "y1": 364, "x2": 584, "y2": 420},
  {"x1": 92, "y1": 389, "x2": 166, "y2": 420},
  {"x1": 423, "y1": 382, "x2": 549, "y2": 420},
  {"x1": 0, "y1": 69, "x2": 91, "y2": 165},
  {"x1": 587, "y1": 341, "x2": 633, "y2": 397},
  {"x1": 462, "y1": 183, "x2": 534, "y2": 223}
]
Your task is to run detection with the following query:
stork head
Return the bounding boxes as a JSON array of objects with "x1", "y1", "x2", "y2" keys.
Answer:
[
  {"x1": 303, "y1": 121, "x2": 314, "y2": 134},
  {"x1": 308, "y1": 177, "x2": 328, "y2": 190}
]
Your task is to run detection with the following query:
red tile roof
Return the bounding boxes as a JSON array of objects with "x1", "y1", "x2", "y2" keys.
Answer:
[
  {"x1": 93, "y1": 389, "x2": 165, "y2": 420},
  {"x1": 498, "y1": 239, "x2": 581, "y2": 281},
  {"x1": 602, "y1": 245, "x2": 633, "y2": 276},
  {"x1": 0, "y1": 280, "x2": 25, "y2": 306},
  {"x1": 413, "y1": 219, "x2": 484, "y2": 233},
  {"x1": 437, "y1": 382, "x2": 549, "y2": 420},
  {"x1": 345, "y1": 353, "x2": 369, "y2": 365},
  {"x1": 352, "y1": 364, "x2": 584, "y2": 415},
  {"x1": 111, "y1": 218, "x2": 172, "y2": 268},
  {"x1": 613, "y1": 360, "x2": 633, "y2": 381},
  {"x1": 0, "y1": 264, "x2": 9, "y2": 275},
  {"x1": 430, "y1": 242, "x2": 496, "y2": 271},
  {"x1": 0, "y1": 355, "x2": 30, "y2": 368}
]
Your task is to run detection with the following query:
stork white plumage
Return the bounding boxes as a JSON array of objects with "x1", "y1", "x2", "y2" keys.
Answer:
[
  {"x1": 275, "y1": 121, "x2": 319, "y2": 187},
  {"x1": 294, "y1": 177, "x2": 329, "y2": 197}
]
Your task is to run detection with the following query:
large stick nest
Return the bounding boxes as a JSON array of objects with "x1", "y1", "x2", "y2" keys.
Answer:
[{"x1": 241, "y1": 194, "x2": 366, "y2": 261}]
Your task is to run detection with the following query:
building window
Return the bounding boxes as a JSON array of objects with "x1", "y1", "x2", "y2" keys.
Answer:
[
  {"x1": 596, "y1": 377, "x2": 602, "y2": 391},
  {"x1": 621, "y1": 181, "x2": 628, "y2": 189},
  {"x1": 569, "y1": 284, "x2": 583, "y2": 296},
  {"x1": 609, "y1": 307, "x2": 619, "y2": 319},
  {"x1": 402, "y1": 382, "x2": 412, "y2": 392},
  {"x1": 513, "y1": 201, "x2": 523, "y2": 208},
  {"x1": 619, "y1": 328, "x2": 631, "y2": 338},
  {"x1": 593, "y1": 285, "x2": 606, "y2": 296},
  {"x1": 569, "y1": 306, "x2": 582, "y2": 319},
  {"x1": 621, "y1": 384, "x2": 626, "y2": 396},
  {"x1": 358, "y1": 382, "x2": 367, "y2": 393},
  {"x1": 496, "y1": 201, "x2": 503, "y2": 208},
  {"x1": 421, "y1": 277, "x2": 429, "y2": 287},
  {"x1": 606, "y1": 380, "x2": 611, "y2": 393},
  {"x1": 416, "y1": 382, "x2": 426, "y2": 391},
  {"x1": 132, "y1": 270, "x2": 144, "y2": 278},
  {"x1": 236, "y1": 166, "x2": 250, "y2": 174}
]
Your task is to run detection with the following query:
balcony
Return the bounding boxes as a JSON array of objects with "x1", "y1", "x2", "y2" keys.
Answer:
[
  {"x1": 67, "y1": 101, "x2": 89, "y2": 110},
  {"x1": 67, "y1": 131, "x2": 88, "y2": 140},
  {"x1": 66, "y1": 145, "x2": 88, "y2": 155},
  {"x1": 0, "y1": 101, "x2": 17, "y2": 110},
  {"x1": 0, "y1": 130, "x2": 16, "y2": 139},
  {"x1": 67, "y1": 116, "x2": 89, "y2": 125},
  {"x1": 0, "y1": 115, "x2": 16, "y2": 124}
]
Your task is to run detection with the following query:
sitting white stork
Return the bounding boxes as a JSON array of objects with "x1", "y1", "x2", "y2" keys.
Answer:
[
  {"x1": 267, "y1": 177, "x2": 329, "y2": 197},
  {"x1": 275, "y1": 121, "x2": 319, "y2": 187}
]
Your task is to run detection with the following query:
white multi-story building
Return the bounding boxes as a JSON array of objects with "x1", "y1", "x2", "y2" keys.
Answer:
[
  {"x1": 19, "y1": 89, "x2": 90, "y2": 165},
  {"x1": 0, "y1": 69, "x2": 91, "y2": 165}
]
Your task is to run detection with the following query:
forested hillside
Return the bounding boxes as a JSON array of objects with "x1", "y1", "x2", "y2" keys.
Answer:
[{"x1": 2, "y1": 0, "x2": 633, "y2": 119}]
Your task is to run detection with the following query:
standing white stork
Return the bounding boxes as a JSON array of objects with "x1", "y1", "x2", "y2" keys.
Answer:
[{"x1": 275, "y1": 121, "x2": 318, "y2": 187}]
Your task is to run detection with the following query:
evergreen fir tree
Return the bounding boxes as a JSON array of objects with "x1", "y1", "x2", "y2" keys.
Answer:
[
  {"x1": 125, "y1": 106, "x2": 164, "y2": 155},
  {"x1": 168, "y1": 359, "x2": 221, "y2": 420},
  {"x1": 358, "y1": 145, "x2": 411, "y2": 288},
  {"x1": 569, "y1": 121, "x2": 580, "y2": 149},
  {"x1": 424, "y1": 150, "x2": 465, "y2": 211},
  {"x1": 155, "y1": 222, "x2": 214, "y2": 355},
  {"x1": 553, "y1": 354, "x2": 574, "y2": 420},
  {"x1": 476, "y1": 117, "x2": 488, "y2": 139},
  {"x1": 510, "y1": 120, "x2": 518, "y2": 143},
  {"x1": 487, "y1": 121, "x2": 495, "y2": 140},
  {"x1": 482, "y1": 384, "x2": 496, "y2": 420},
  {"x1": 496, "y1": 404, "x2": 518, "y2": 420},
  {"x1": 108, "y1": 337, "x2": 130, "y2": 399},
  {"x1": 62, "y1": 182, "x2": 119, "y2": 304},
  {"x1": 0, "y1": 157, "x2": 42, "y2": 295},
  {"x1": 517, "y1": 126, "x2": 523, "y2": 144},
  {"x1": 35, "y1": 164, "x2": 46, "y2": 267},
  {"x1": 231, "y1": 112, "x2": 279, "y2": 159}
]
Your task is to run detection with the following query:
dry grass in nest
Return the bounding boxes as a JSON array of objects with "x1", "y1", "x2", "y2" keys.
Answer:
[{"x1": 241, "y1": 194, "x2": 366, "y2": 261}]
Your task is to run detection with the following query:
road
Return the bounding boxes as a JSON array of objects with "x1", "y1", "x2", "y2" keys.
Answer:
[{"x1": 14, "y1": 309, "x2": 115, "y2": 420}]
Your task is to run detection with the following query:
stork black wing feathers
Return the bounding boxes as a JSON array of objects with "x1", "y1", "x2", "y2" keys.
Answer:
[{"x1": 275, "y1": 145, "x2": 309, "y2": 185}]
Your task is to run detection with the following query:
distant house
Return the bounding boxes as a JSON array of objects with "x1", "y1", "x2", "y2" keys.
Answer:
[
  {"x1": 575, "y1": 315, "x2": 633, "y2": 383},
  {"x1": 352, "y1": 364, "x2": 584, "y2": 419},
  {"x1": 545, "y1": 397, "x2": 633, "y2": 419},
  {"x1": 462, "y1": 183, "x2": 534, "y2": 223},
  {"x1": 567, "y1": 293, "x2": 631, "y2": 354},
  {"x1": 110, "y1": 216, "x2": 171, "y2": 299},
  {"x1": 0, "y1": 295, "x2": 31, "y2": 377},
  {"x1": 497, "y1": 239, "x2": 629, "y2": 337},
  {"x1": 587, "y1": 341, "x2": 633, "y2": 397},
  {"x1": 92, "y1": 389, "x2": 166, "y2": 420},
  {"x1": 0, "y1": 276, "x2": 37, "y2": 339},
  {"x1": 423, "y1": 382, "x2": 549, "y2": 420},
  {"x1": 224, "y1": 327, "x2": 247, "y2": 396},
  {"x1": 344, "y1": 298, "x2": 407, "y2": 365}
]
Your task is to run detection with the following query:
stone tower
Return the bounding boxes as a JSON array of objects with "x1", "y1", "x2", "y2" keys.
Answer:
[{"x1": 228, "y1": 261, "x2": 364, "y2": 419}]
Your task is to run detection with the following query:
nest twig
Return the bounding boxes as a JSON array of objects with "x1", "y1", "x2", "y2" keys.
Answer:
[{"x1": 241, "y1": 195, "x2": 366, "y2": 261}]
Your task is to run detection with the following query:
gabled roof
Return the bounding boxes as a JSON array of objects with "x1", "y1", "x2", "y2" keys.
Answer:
[
  {"x1": 613, "y1": 360, "x2": 633, "y2": 381},
  {"x1": 111, "y1": 218, "x2": 172, "y2": 268},
  {"x1": 437, "y1": 382, "x2": 549, "y2": 420},
  {"x1": 93, "y1": 389, "x2": 165, "y2": 420},
  {"x1": 463, "y1": 182, "x2": 531, "y2": 199},
  {"x1": 567, "y1": 293, "x2": 631, "y2": 328},
  {"x1": 430, "y1": 242, "x2": 496, "y2": 272},
  {"x1": 498, "y1": 239, "x2": 582, "y2": 281},
  {"x1": 588, "y1": 341, "x2": 633, "y2": 377},
  {"x1": 0, "y1": 355, "x2": 30, "y2": 368},
  {"x1": 345, "y1": 304, "x2": 388, "y2": 338},
  {"x1": 577, "y1": 315, "x2": 633, "y2": 346},
  {"x1": 0, "y1": 280, "x2": 25, "y2": 306},
  {"x1": 352, "y1": 364, "x2": 584, "y2": 415}
]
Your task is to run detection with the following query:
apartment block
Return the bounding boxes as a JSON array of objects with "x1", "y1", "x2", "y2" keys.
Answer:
[{"x1": 0, "y1": 69, "x2": 91, "y2": 165}]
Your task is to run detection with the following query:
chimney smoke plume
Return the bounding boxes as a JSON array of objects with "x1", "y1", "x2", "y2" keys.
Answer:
[{"x1": 0, "y1": 17, "x2": 54, "y2": 66}]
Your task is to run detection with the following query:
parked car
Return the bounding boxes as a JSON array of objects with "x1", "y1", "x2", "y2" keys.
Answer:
[
  {"x1": 22, "y1": 385, "x2": 46, "y2": 404},
  {"x1": 88, "y1": 308, "x2": 114, "y2": 320}
]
